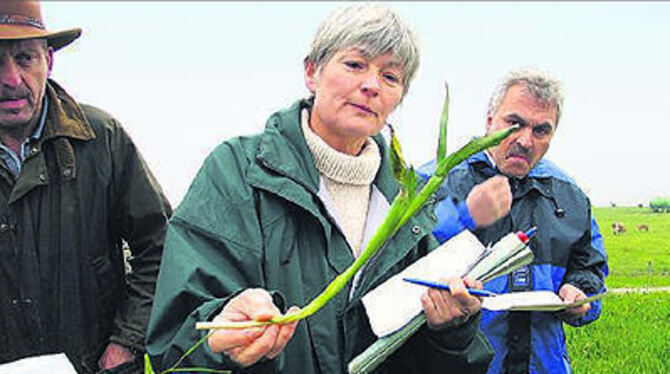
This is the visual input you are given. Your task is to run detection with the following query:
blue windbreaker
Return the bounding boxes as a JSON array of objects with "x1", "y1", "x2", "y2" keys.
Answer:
[{"x1": 418, "y1": 152, "x2": 608, "y2": 374}]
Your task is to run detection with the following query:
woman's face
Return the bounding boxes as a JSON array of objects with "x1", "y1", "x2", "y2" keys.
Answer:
[{"x1": 305, "y1": 48, "x2": 405, "y2": 155}]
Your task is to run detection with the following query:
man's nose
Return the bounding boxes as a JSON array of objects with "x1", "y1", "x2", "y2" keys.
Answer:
[
  {"x1": 0, "y1": 58, "x2": 22, "y2": 88},
  {"x1": 360, "y1": 72, "x2": 380, "y2": 97},
  {"x1": 516, "y1": 126, "x2": 533, "y2": 148}
]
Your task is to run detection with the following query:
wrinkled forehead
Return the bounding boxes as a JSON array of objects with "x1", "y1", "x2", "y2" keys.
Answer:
[
  {"x1": 500, "y1": 84, "x2": 559, "y2": 119},
  {"x1": 517, "y1": 84, "x2": 558, "y2": 108},
  {"x1": 0, "y1": 38, "x2": 47, "y2": 52}
]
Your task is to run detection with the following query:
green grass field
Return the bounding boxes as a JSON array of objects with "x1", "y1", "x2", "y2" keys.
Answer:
[
  {"x1": 566, "y1": 206, "x2": 670, "y2": 372},
  {"x1": 593, "y1": 206, "x2": 670, "y2": 288},
  {"x1": 567, "y1": 292, "x2": 670, "y2": 373}
]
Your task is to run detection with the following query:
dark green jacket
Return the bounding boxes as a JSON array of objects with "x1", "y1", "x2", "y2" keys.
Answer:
[
  {"x1": 0, "y1": 80, "x2": 172, "y2": 373},
  {"x1": 147, "y1": 99, "x2": 492, "y2": 373}
]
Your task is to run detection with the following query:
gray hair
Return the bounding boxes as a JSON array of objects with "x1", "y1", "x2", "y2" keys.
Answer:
[
  {"x1": 488, "y1": 67, "x2": 565, "y2": 124},
  {"x1": 306, "y1": 4, "x2": 420, "y2": 95}
]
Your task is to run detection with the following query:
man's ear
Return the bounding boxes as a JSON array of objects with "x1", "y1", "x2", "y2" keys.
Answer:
[
  {"x1": 46, "y1": 46, "x2": 54, "y2": 77},
  {"x1": 485, "y1": 111, "x2": 494, "y2": 133},
  {"x1": 304, "y1": 58, "x2": 317, "y2": 94}
]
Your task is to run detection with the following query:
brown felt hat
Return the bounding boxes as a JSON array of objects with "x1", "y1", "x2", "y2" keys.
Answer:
[{"x1": 0, "y1": 1, "x2": 81, "y2": 50}]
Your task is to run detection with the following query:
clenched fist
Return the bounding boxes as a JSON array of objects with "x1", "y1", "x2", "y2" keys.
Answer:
[{"x1": 466, "y1": 175, "x2": 512, "y2": 228}]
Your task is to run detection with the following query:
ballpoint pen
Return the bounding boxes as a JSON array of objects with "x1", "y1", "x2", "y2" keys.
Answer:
[{"x1": 403, "y1": 277, "x2": 497, "y2": 297}]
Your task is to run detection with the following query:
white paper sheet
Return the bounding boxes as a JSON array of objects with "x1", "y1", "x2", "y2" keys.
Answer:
[
  {"x1": 0, "y1": 353, "x2": 77, "y2": 374},
  {"x1": 482, "y1": 290, "x2": 607, "y2": 311},
  {"x1": 362, "y1": 230, "x2": 486, "y2": 337}
]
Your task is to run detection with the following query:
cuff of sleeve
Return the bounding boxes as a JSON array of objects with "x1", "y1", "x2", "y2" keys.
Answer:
[
  {"x1": 246, "y1": 356, "x2": 283, "y2": 374},
  {"x1": 563, "y1": 274, "x2": 603, "y2": 296},
  {"x1": 109, "y1": 330, "x2": 146, "y2": 353},
  {"x1": 456, "y1": 200, "x2": 477, "y2": 231},
  {"x1": 427, "y1": 311, "x2": 481, "y2": 352},
  {"x1": 433, "y1": 197, "x2": 473, "y2": 243}
]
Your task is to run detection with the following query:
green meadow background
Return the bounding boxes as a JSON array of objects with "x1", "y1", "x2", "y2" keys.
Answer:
[{"x1": 566, "y1": 207, "x2": 670, "y2": 373}]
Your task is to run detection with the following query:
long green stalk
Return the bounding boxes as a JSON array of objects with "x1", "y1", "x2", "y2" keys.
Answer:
[{"x1": 436, "y1": 82, "x2": 449, "y2": 162}]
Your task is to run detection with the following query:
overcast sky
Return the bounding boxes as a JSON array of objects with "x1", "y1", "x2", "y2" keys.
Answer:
[{"x1": 42, "y1": 2, "x2": 669, "y2": 207}]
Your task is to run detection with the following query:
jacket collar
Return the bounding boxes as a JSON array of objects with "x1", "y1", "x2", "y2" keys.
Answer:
[
  {"x1": 41, "y1": 79, "x2": 96, "y2": 142},
  {"x1": 7, "y1": 80, "x2": 93, "y2": 203},
  {"x1": 253, "y1": 98, "x2": 321, "y2": 195},
  {"x1": 253, "y1": 98, "x2": 398, "y2": 202}
]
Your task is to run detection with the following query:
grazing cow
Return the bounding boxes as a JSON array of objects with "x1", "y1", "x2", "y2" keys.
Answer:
[
  {"x1": 611, "y1": 222, "x2": 626, "y2": 235},
  {"x1": 637, "y1": 224, "x2": 649, "y2": 232}
]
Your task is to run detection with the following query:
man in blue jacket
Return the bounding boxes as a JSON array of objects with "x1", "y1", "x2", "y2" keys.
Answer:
[{"x1": 419, "y1": 68, "x2": 608, "y2": 374}]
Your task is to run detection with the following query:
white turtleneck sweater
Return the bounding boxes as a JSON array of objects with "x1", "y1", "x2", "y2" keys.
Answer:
[{"x1": 301, "y1": 109, "x2": 381, "y2": 258}]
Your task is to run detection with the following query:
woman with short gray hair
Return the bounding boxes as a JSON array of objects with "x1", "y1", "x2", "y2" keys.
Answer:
[
  {"x1": 306, "y1": 4, "x2": 420, "y2": 95},
  {"x1": 147, "y1": 4, "x2": 492, "y2": 373}
]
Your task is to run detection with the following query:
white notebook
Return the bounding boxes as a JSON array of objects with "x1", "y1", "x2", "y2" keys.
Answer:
[{"x1": 362, "y1": 230, "x2": 486, "y2": 337}]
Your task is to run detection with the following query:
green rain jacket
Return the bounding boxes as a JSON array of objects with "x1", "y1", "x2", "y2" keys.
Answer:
[
  {"x1": 0, "y1": 80, "x2": 172, "y2": 373},
  {"x1": 146, "y1": 99, "x2": 493, "y2": 373}
]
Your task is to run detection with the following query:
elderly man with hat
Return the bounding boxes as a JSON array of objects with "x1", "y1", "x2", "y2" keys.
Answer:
[{"x1": 0, "y1": 1, "x2": 171, "y2": 373}]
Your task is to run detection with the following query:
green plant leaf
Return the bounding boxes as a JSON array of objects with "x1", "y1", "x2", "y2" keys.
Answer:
[
  {"x1": 434, "y1": 125, "x2": 518, "y2": 178},
  {"x1": 389, "y1": 124, "x2": 408, "y2": 186},
  {"x1": 404, "y1": 166, "x2": 418, "y2": 200},
  {"x1": 145, "y1": 354, "x2": 155, "y2": 374},
  {"x1": 437, "y1": 82, "x2": 449, "y2": 162}
]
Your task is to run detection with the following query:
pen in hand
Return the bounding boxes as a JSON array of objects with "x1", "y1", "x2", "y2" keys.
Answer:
[{"x1": 403, "y1": 277, "x2": 497, "y2": 297}]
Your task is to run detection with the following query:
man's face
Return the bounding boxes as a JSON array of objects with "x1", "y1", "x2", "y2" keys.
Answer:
[
  {"x1": 0, "y1": 39, "x2": 53, "y2": 133},
  {"x1": 486, "y1": 84, "x2": 558, "y2": 178}
]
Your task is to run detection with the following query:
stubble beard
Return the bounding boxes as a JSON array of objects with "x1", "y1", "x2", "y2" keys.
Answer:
[{"x1": 0, "y1": 102, "x2": 40, "y2": 141}]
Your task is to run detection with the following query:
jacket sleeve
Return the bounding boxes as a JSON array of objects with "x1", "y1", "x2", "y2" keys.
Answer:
[
  {"x1": 562, "y1": 213, "x2": 609, "y2": 327},
  {"x1": 432, "y1": 197, "x2": 476, "y2": 243},
  {"x1": 107, "y1": 120, "x2": 172, "y2": 352},
  {"x1": 145, "y1": 143, "x2": 281, "y2": 373},
  {"x1": 417, "y1": 161, "x2": 475, "y2": 244},
  {"x1": 145, "y1": 219, "x2": 268, "y2": 372}
]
